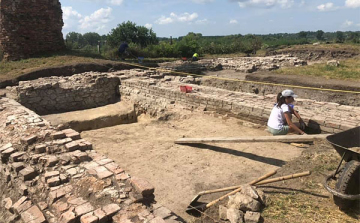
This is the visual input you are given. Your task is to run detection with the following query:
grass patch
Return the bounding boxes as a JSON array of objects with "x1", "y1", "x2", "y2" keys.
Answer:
[
  {"x1": 262, "y1": 149, "x2": 359, "y2": 223},
  {"x1": 274, "y1": 57, "x2": 360, "y2": 80},
  {"x1": 0, "y1": 52, "x2": 105, "y2": 81},
  {"x1": 0, "y1": 50, "x2": 178, "y2": 82},
  {"x1": 274, "y1": 43, "x2": 360, "y2": 53}
]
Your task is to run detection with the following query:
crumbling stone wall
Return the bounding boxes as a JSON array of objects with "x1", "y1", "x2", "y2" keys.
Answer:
[
  {"x1": 0, "y1": 0, "x2": 65, "y2": 60},
  {"x1": 158, "y1": 55, "x2": 307, "y2": 74},
  {"x1": 8, "y1": 72, "x2": 120, "y2": 115},
  {"x1": 0, "y1": 97, "x2": 182, "y2": 223}
]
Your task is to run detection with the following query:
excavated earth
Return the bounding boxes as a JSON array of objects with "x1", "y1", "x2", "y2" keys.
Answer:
[{"x1": 1, "y1": 51, "x2": 359, "y2": 223}]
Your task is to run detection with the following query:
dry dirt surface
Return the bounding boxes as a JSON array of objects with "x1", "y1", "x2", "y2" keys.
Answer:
[{"x1": 81, "y1": 109, "x2": 305, "y2": 222}]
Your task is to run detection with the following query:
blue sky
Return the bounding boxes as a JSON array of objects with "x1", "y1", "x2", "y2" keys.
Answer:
[{"x1": 60, "y1": 0, "x2": 360, "y2": 37}]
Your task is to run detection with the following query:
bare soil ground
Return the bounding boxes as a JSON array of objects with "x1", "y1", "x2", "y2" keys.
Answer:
[
  {"x1": 81, "y1": 108, "x2": 306, "y2": 222},
  {"x1": 42, "y1": 101, "x2": 136, "y2": 132}
]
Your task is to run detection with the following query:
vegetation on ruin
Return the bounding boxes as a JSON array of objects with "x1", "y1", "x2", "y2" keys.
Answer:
[{"x1": 274, "y1": 57, "x2": 360, "y2": 81}]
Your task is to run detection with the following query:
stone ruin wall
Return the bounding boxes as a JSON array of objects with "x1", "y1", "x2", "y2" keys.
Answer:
[
  {"x1": 0, "y1": 97, "x2": 182, "y2": 223},
  {"x1": 158, "y1": 55, "x2": 307, "y2": 74},
  {"x1": 7, "y1": 72, "x2": 120, "y2": 115},
  {"x1": 0, "y1": 0, "x2": 65, "y2": 60}
]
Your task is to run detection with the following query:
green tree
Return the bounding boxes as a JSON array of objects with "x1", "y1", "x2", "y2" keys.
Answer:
[
  {"x1": 241, "y1": 35, "x2": 262, "y2": 55},
  {"x1": 175, "y1": 32, "x2": 201, "y2": 57},
  {"x1": 347, "y1": 32, "x2": 360, "y2": 43},
  {"x1": 65, "y1": 32, "x2": 86, "y2": 48},
  {"x1": 298, "y1": 31, "x2": 307, "y2": 39},
  {"x1": 316, "y1": 30, "x2": 324, "y2": 40},
  {"x1": 336, "y1": 31, "x2": 345, "y2": 43},
  {"x1": 83, "y1": 32, "x2": 101, "y2": 46},
  {"x1": 107, "y1": 21, "x2": 158, "y2": 48}
]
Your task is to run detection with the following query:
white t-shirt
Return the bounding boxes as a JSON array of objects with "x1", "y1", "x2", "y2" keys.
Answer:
[{"x1": 267, "y1": 104, "x2": 290, "y2": 130}]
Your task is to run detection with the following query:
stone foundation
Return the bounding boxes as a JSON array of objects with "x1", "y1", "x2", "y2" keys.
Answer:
[
  {"x1": 7, "y1": 72, "x2": 120, "y2": 115},
  {"x1": 0, "y1": 97, "x2": 182, "y2": 223},
  {"x1": 0, "y1": 0, "x2": 65, "y2": 60}
]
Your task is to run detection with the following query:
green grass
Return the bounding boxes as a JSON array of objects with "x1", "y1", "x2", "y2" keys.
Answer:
[
  {"x1": 274, "y1": 57, "x2": 360, "y2": 80},
  {"x1": 274, "y1": 43, "x2": 360, "y2": 53},
  {"x1": 0, "y1": 50, "x2": 179, "y2": 82}
]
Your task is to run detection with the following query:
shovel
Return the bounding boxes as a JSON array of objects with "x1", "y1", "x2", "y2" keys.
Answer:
[
  {"x1": 188, "y1": 170, "x2": 277, "y2": 206},
  {"x1": 186, "y1": 170, "x2": 276, "y2": 216},
  {"x1": 186, "y1": 171, "x2": 311, "y2": 216}
]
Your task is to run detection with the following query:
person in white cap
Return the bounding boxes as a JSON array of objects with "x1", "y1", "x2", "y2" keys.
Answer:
[{"x1": 267, "y1": 89, "x2": 306, "y2": 135}]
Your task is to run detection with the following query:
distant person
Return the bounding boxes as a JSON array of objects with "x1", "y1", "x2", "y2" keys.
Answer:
[
  {"x1": 118, "y1": 42, "x2": 129, "y2": 60},
  {"x1": 192, "y1": 53, "x2": 199, "y2": 61},
  {"x1": 267, "y1": 89, "x2": 306, "y2": 135}
]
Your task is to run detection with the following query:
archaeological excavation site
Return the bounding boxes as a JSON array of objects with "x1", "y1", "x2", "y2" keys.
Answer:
[
  {"x1": 0, "y1": 0, "x2": 359, "y2": 222},
  {"x1": 1, "y1": 52, "x2": 360, "y2": 223}
]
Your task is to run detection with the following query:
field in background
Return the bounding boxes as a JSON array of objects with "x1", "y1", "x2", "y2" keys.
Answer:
[
  {"x1": 1, "y1": 44, "x2": 360, "y2": 82},
  {"x1": 274, "y1": 57, "x2": 360, "y2": 81}
]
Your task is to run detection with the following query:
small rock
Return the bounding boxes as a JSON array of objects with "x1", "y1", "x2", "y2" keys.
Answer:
[
  {"x1": 2, "y1": 198, "x2": 12, "y2": 210},
  {"x1": 327, "y1": 60, "x2": 339, "y2": 67},
  {"x1": 228, "y1": 193, "x2": 261, "y2": 212},
  {"x1": 219, "y1": 205, "x2": 227, "y2": 220},
  {"x1": 244, "y1": 211, "x2": 261, "y2": 223},
  {"x1": 240, "y1": 185, "x2": 259, "y2": 200},
  {"x1": 227, "y1": 208, "x2": 244, "y2": 223}
]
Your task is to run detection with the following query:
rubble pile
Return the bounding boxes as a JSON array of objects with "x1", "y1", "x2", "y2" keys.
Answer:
[
  {"x1": 212, "y1": 55, "x2": 307, "y2": 73},
  {"x1": 157, "y1": 55, "x2": 306, "y2": 74},
  {"x1": 7, "y1": 72, "x2": 120, "y2": 115},
  {"x1": 0, "y1": 97, "x2": 181, "y2": 223},
  {"x1": 219, "y1": 185, "x2": 266, "y2": 223}
]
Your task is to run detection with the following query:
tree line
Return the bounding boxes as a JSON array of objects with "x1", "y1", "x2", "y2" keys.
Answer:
[{"x1": 65, "y1": 21, "x2": 360, "y2": 59}]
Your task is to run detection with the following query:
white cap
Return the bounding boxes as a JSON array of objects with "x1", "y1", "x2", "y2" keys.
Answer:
[{"x1": 282, "y1": 89, "x2": 298, "y2": 98}]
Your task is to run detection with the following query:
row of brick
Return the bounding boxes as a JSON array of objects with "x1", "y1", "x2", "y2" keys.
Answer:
[
  {"x1": 121, "y1": 80, "x2": 360, "y2": 133},
  {"x1": 0, "y1": 97, "x2": 183, "y2": 223}
]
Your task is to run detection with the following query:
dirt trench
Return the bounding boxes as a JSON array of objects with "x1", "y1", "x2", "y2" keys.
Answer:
[{"x1": 79, "y1": 109, "x2": 305, "y2": 222}]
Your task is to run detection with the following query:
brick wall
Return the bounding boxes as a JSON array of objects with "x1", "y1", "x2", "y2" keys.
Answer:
[
  {"x1": 7, "y1": 73, "x2": 120, "y2": 115},
  {"x1": 120, "y1": 80, "x2": 360, "y2": 134},
  {"x1": 0, "y1": 0, "x2": 65, "y2": 60},
  {"x1": 0, "y1": 97, "x2": 182, "y2": 223}
]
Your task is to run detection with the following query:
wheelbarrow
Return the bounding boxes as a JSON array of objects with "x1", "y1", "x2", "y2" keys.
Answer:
[{"x1": 324, "y1": 126, "x2": 360, "y2": 210}]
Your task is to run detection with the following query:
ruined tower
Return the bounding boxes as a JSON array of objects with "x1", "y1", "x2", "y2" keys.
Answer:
[{"x1": 0, "y1": 0, "x2": 65, "y2": 60}]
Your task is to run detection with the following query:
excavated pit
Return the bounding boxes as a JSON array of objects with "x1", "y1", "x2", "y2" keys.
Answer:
[{"x1": 2, "y1": 55, "x2": 360, "y2": 222}]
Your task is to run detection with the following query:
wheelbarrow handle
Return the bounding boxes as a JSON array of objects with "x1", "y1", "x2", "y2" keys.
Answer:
[{"x1": 323, "y1": 174, "x2": 360, "y2": 200}]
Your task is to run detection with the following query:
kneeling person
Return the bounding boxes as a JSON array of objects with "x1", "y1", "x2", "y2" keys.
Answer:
[{"x1": 267, "y1": 89, "x2": 306, "y2": 135}]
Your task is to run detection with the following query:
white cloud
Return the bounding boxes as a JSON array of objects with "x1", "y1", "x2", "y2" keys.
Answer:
[
  {"x1": 192, "y1": 0, "x2": 215, "y2": 3},
  {"x1": 144, "y1": 23, "x2": 153, "y2": 29},
  {"x1": 62, "y1": 6, "x2": 82, "y2": 30},
  {"x1": 79, "y1": 7, "x2": 113, "y2": 33},
  {"x1": 317, "y1": 2, "x2": 336, "y2": 11},
  {"x1": 195, "y1": 19, "x2": 209, "y2": 24},
  {"x1": 345, "y1": 0, "x2": 360, "y2": 8},
  {"x1": 230, "y1": 19, "x2": 238, "y2": 24},
  {"x1": 237, "y1": 0, "x2": 294, "y2": 8},
  {"x1": 155, "y1": 16, "x2": 174, "y2": 25},
  {"x1": 342, "y1": 20, "x2": 354, "y2": 27},
  {"x1": 155, "y1": 12, "x2": 199, "y2": 25},
  {"x1": 108, "y1": 0, "x2": 124, "y2": 5}
]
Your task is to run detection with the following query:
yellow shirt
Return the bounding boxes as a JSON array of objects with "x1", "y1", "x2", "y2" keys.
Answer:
[{"x1": 193, "y1": 53, "x2": 199, "y2": 58}]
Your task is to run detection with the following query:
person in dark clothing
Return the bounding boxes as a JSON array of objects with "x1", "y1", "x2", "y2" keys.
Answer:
[{"x1": 118, "y1": 42, "x2": 129, "y2": 60}]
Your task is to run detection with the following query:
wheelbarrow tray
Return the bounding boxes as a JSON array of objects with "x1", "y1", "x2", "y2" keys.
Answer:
[{"x1": 326, "y1": 126, "x2": 360, "y2": 162}]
